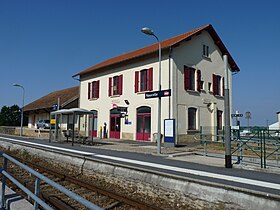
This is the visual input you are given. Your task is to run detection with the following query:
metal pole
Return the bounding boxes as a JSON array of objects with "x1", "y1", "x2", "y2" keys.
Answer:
[
  {"x1": 20, "y1": 87, "x2": 25, "y2": 137},
  {"x1": 155, "y1": 35, "x2": 162, "y2": 155},
  {"x1": 34, "y1": 178, "x2": 41, "y2": 210},
  {"x1": 141, "y1": 28, "x2": 161, "y2": 154},
  {"x1": 224, "y1": 54, "x2": 232, "y2": 168},
  {"x1": 1, "y1": 157, "x2": 7, "y2": 208}
]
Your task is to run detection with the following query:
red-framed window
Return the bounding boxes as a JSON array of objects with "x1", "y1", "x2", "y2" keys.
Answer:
[
  {"x1": 184, "y1": 66, "x2": 202, "y2": 92},
  {"x1": 108, "y1": 75, "x2": 123, "y2": 96},
  {"x1": 135, "y1": 68, "x2": 153, "y2": 93},
  {"x1": 88, "y1": 80, "x2": 100, "y2": 100},
  {"x1": 212, "y1": 74, "x2": 223, "y2": 96}
]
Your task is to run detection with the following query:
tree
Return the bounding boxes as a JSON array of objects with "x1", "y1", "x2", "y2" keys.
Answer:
[{"x1": 0, "y1": 105, "x2": 21, "y2": 126}]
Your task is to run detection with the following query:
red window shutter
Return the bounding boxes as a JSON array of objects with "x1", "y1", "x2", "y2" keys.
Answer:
[
  {"x1": 118, "y1": 75, "x2": 123, "y2": 95},
  {"x1": 108, "y1": 77, "x2": 112, "y2": 96},
  {"x1": 135, "y1": 71, "x2": 139, "y2": 93},
  {"x1": 91, "y1": 81, "x2": 96, "y2": 98},
  {"x1": 96, "y1": 80, "x2": 100, "y2": 98},
  {"x1": 222, "y1": 77, "x2": 224, "y2": 96},
  {"x1": 197, "y1": 70, "x2": 201, "y2": 92},
  {"x1": 148, "y1": 68, "x2": 153, "y2": 91},
  {"x1": 213, "y1": 74, "x2": 217, "y2": 95},
  {"x1": 184, "y1": 66, "x2": 190, "y2": 90},
  {"x1": 88, "y1": 82, "x2": 91, "y2": 99}
]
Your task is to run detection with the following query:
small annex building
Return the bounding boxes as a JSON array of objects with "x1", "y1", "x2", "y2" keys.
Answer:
[
  {"x1": 24, "y1": 86, "x2": 79, "y2": 128},
  {"x1": 73, "y1": 24, "x2": 240, "y2": 144}
]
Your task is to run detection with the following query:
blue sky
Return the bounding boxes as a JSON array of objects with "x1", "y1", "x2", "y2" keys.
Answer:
[{"x1": 0, "y1": 0, "x2": 279, "y2": 126}]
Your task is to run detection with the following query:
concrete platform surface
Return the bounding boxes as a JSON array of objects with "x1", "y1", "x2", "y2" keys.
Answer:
[{"x1": 0, "y1": 183, "x2": 33, "y2": 210}]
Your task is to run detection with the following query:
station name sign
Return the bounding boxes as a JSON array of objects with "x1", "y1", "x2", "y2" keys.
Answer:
[{"x1": 145, "y1": 89, "x2": 171, "y2": 99}]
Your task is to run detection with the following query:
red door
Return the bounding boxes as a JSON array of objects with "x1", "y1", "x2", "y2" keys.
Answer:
[
  {"x1": 136, "y1": 113, "x2": 151, "y2": 141},
  {"x1": 89, "y1": 111, "x2": 98, "y2": 137},
  {"x1": 110, "y1": 114, "x2": 121, "y2": 139}
]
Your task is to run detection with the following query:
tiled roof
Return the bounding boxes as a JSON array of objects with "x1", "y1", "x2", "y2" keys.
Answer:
[
  {"x1": 75, "y1": 24, "x2": 239, "y2": 77},
  {"x1": 24, "y1": 86, "x2": 79, "y2": 112}
]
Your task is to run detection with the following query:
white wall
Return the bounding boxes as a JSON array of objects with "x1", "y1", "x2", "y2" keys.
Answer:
[
  {"x1": 172, "y1": 30, "x2": 232, "y2": 135},
  {"x1": 79, "y1": 30, "x2": 233, "y2": 142}
]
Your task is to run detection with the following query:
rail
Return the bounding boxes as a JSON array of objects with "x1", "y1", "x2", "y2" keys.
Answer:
[{"x1": 0, "y1": 152, "x2": 103, "y2": 210}]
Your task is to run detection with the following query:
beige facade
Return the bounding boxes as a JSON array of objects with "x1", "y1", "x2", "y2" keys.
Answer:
[{"x1": 78, "y1": 26, "x2": 238, "y2": 144}]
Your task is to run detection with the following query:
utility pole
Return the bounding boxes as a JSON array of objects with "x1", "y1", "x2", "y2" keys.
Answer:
[{"x1": 224, "y1": 54, "x2": 232, "y2": 168}]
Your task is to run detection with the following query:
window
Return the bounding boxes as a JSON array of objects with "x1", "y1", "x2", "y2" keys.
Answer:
[
  {"x1": 208, "y1": 82, "x2": 212, "y2": 92},
  {"x1": 200, "y1": 81, "x2": 204, "y2": 90},
  {"x1": 184, "y1": 66, "x2": 202, "y2": 92},
  {"x1": 135, "y1": 68, "x2": 153, "y2": 92},
  {"x1": 217, "y1": 110, "x2": 223, "y2": 130},
  {"x1": 108, "y1": 75, "x2": 123, "y2": 96},
  {"x1": 212, "y1": 74, "x2": 223, "y2": 96},
  {"x1": 203, "y1": 44, "x2": 209, "y2": 57},
  {"x1": 88, "y1": 80, "x2": 100, "y2": 99},
  {"x1": 188, "y1": 108, "x2": 197, "y2": 130}
]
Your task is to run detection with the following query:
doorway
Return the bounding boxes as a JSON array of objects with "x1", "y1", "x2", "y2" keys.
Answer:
[
  {"x1": 136, "y1": 106, "x2": 151, "y2": 141},
  {"x1": 110, "y1": 108, "x2": 121, "y2": 139},
  {"x1": 89, "y1": 110, "x2": 98, "y2": 137}
]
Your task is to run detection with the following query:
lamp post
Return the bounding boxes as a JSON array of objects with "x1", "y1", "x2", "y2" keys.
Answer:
[
  {"x1": 141, "y1": 27, "x2": 162, "y2": 154},
  {"x1": 13, "y1": 83, "x2": 25, "y2": 137},
  {"x1": 223, "y1": 55, "x2": 232, "y2": 168}
]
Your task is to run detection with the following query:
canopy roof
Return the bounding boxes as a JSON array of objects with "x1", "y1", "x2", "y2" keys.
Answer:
[{"x1": 51, "y1": 108, "x2": 94, "y2": 115}]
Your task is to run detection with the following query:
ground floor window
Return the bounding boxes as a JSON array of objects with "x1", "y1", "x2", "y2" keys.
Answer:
[
  {"x1": 217, "y1": 110, "x2": 223, "y2": 130},
  {"x1": 188, "y1": 107, "x2": 197, "y2": 130}
]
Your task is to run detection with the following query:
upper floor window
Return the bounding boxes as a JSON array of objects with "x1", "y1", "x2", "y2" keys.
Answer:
[
  {"x1": 212, "y1": 74, "x2": 224, "y2": 96},
  {"x1": 188, "y1": 107, "x2": 197, "y2": 130},
  {"x1": 184, "y1": 66, "x2": 202, "y2": 92},
  {"x1": 88, "y1": 80, "x2": 100, "y2": 100},
  {"x1": 135, "y1": 68, "x2": 153, "y2": 93},
  {"x1": 203, "y1": 44, "x2": 209, "y2": 57},
  {"x1": 108, "y1": 75, "x2": 123, "y2": 96}
]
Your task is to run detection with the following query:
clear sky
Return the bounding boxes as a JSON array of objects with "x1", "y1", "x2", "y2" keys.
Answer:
[{"x1": 0, "y1": 0, "x2": 279, "y2": 126}]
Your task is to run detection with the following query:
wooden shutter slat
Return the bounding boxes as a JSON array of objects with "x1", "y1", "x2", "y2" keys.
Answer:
[
  {"x1": 88, "y1": 82, "x2": 91, "y2": 99},
  {"x1": 148, "y1": 68, "x2": 153, "y2": 91},
  {"x1": 108, "y1": 77, "x2": 112, "y2": 96},
  {"x1": 213, "y1": 74, "x2": 217, "y2": 95},
  {"x1": 222, "y1": 77, "x2": 224, "y2": 96},
  {"x1": 119, "y1": 75, "x2": 123, "y2": 95},
  {"x1": 96, "y1": 80, "x2": 100, "y2": 98},
  {"x1": 197, "y1": 70, "x2": 201, "y2": 92},
  {"x1": 184, "y1": 65, "x2": 190, "y2": 90},
  {"x1": 135, "y1": 71, "x2": 139, "y2": 93}
]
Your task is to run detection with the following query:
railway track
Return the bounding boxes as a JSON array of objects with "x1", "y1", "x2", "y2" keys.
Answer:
[{"x1": 2, "y1": 154, "x2": 162, "y2": 210}]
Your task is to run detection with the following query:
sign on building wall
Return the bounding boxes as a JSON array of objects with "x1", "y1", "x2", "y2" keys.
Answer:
[{"x1": 145, "y1": 89, "x2": 171, "y2": 99}]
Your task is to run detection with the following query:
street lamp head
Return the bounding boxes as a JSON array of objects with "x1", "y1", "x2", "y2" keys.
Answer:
[
  {"x1": 13, "y1": 83, "x2": 24, "y2": 89},
  {"x1": 141, "y1": 27, "x2": 154, "y2": 36}
]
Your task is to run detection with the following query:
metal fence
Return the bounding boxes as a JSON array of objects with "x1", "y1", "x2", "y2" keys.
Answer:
[
  {"x1": 196, "y1": 127, "x2": 280, "y2": 168},
  {"x1": 0, "y1": 152, "x2": 102, "y2": 210}
]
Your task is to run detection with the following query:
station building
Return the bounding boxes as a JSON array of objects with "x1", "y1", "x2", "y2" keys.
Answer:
[
  {"x1": 24, "y1": 86, "x2": 79, "y2": 128},
  {"x1": 73, "y1": 24, "x2": 239, "y2": 144}
]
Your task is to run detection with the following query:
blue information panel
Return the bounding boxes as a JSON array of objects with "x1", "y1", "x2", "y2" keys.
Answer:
[{"x1": 164, "y1": 119, "x2": 175, "y2": 145}]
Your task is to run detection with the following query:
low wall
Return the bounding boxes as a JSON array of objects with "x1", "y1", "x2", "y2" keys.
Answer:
[
  {"x1": 0, "y1": 126, "x2": 16, "y2": 135},
  {"x1": 0, "y1": 141, "x2": 279, "y2": 210},
  {"x1": 0, "y1": 127, "x2": 50, "y2": 139}
]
